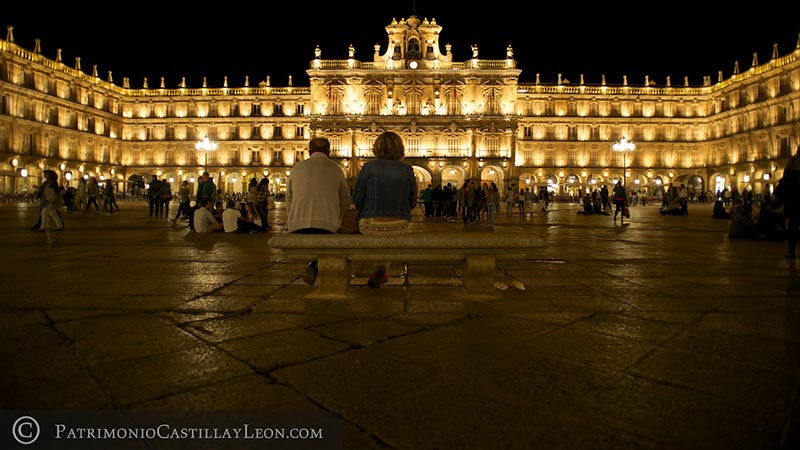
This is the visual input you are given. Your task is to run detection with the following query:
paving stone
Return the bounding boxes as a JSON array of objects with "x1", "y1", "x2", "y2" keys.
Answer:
[
  {"x1": 219, "y1": 329, "x2": 351, "y2": 372},
  {"x1": 90, "y1": 346, "x2": 254, "y2": 406}
]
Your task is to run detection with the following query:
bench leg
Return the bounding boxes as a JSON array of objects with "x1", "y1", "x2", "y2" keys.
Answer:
[
  {"x1": 463, "y1": 255, "x2": 496, "y2": 296},
  {"x1": 316, "y1": 254, "x2": 350, "y2": 297}
]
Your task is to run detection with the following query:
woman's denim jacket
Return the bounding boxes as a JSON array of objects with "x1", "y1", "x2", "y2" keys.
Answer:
[{"x1": 353, "y1": 159, "x2": 417, "y2": 220}]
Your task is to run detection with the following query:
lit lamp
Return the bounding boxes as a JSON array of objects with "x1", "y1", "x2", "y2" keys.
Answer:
[
  {"x1": 195, "y1": 136, "x2": 218, "y2": 170},
  {"x1": 612, "y1": 136, "x2": 635, "y2": 187}
]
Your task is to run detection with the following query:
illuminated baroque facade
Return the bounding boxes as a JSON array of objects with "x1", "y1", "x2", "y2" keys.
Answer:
[{"x1": 1, "y1": 16, "x2": 799, "y2": 198}]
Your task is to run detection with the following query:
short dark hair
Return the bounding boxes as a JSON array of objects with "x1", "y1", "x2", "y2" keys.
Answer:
[{"x1": 308, "y1": 137, "x2": 331, "y2": 155}]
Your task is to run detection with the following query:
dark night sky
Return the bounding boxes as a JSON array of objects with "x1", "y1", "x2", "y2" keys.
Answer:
[{"x1": 3, "y1": 2, "x2": 799, "y2": 89}]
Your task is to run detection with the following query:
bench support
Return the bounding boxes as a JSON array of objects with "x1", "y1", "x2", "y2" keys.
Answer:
[
  {"x1": 463, "y1": 255, "x2": 496, "y2": 296},
  {"x1": 316, "y1": 254, "x2": 351, "y2": 297}
]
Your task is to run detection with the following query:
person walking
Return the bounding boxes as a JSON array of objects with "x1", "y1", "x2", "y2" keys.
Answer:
[
  {"x1": 83, "y1": 177, "x2": 101, "y2": 214},
  {"x1": 506, "y1": 187, "x2": 515, "y2": 215},
  {"x1": 159, "y1": 178, "x2": 172, "y2": 218},
  {"x1": 286, "y1": 137, "x2": 352, "y2": 285},
  {"x1": 678, "y1": 183, "x2": 689, "y2": 214},
  {"x1": 612, "y1": 179, "x2": 627, "y2": 224},
  {"x1": 33, "y1": 170, "x2": 64, "y2": 232},
  {"x1": 76, "y1": 176, "x2": 87, "y2": 211},
  {"x1": 255, "y1": 177, "x2": 272, "y2": 230},
  {"x1": 147, "y1": 174, "x2": 162, "y2": 217},
  {"x1": 352, "y1": 131, "x2": 417, "y2": 287},
  {"x1": 775, "y1": 145, "x2": 800, "y2": 258},
  {"x1": 600, "y1": 184, "x2": 610, "y2": 212},
  {"x1": 171, "y1": 180, "x2": 192, "y2": 223},
  {"x1": 486, "y1": 181, "x2": 500, "y2": 227},
  {"x1": 102, "y1": 180, "x2": 120, "y2": 214}
]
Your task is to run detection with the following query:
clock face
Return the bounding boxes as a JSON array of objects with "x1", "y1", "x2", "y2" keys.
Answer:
[{"x1": 409, "y1": 61, "x2": 418, "y2": 70}]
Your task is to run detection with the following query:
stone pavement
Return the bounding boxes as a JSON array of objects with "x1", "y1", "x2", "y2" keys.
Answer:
[{"x1": 1, "y1": 200, "x2": 799, "y2": 449}]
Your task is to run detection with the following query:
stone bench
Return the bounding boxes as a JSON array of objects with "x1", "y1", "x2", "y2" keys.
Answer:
[{"x1": 267, "y1": 232, "x2": 540, "y2": 298}]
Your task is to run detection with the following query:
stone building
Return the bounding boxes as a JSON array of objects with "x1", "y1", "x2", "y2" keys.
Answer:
[{"x1": 1, "y1": 16, "x2": 799, "y2": 201}]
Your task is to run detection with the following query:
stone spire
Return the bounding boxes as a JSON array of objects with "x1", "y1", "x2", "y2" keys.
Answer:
[{"x1": 5, "y1": 26, "x2": 13, "y2": 42}]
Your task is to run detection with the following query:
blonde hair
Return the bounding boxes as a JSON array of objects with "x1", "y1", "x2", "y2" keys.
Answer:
[{"x1": 373, "y1": 131, "x2": 405, "y2": 160}]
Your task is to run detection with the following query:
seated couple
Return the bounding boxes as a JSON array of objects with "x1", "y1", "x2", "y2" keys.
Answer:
[
  {"x1": 577, "y1": 194, "x2": 608, "y2": 215},
  {"x1": 193, "y1": 199, "x2": 266, "y2": 233},
  {"x1": 659, "y1": 199, "x2": 688, "y2": 216},
  {"x1": 223, "y1": 201, "x2": 267, "y2": 234}
]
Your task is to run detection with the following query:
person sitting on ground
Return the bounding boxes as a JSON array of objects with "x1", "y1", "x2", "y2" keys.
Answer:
[
  {"x1": 193, "y1": 198, "x2": 224, "y2": 233},
  {"x1": 728, "y1": 203, "x2": 757, "y2": 238},
  {"x1": 243, "y1": 201, "x2": 266, "y2": 233},
  {"x1": 222, "y1": 200, "x2": 243, "y2": 233},
  {"x1": 751, "y1": 202, "x2": 787, "y2": 241},
  {"x1": 712, "y1": 199, "x2": 732, "y2": 219},
  {"x1": 660, "y1": 198, "x2": 687, "y2": 216},
  {"x1": 212, "y1": 200, "x2": 225, "y2": 223},
  {"x1": 577, "y1": 193, "x2": 593, "y2": 215}
]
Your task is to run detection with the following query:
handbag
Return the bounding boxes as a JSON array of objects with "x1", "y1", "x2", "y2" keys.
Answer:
[
  {"x1": 339, "y1": 208, "x2": 360, "y2": 234},
  {"x1": 623, "y1": 206, "x2": 630, "y2": 218}
]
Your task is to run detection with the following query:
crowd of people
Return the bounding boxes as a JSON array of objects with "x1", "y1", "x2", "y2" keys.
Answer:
[
  {"x1": 23, "y1": 138, "x2": 800, "y2": 261},
  {"x1": 722, "y1": 146, "x2": 800, "y2": 258}
]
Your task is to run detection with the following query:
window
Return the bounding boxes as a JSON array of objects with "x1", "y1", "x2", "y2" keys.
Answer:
[
  {"x1": 295, "y1": 126, "x2": 305, "y2": 139},
  {"x1": 447, "y1": 136, "x2": 460, "y2": 155},
  {"x1": 251, "y1": 151, "x2": 261, "y2": 164},
  {"x1": 330, "y1": 137, "x2": 342, "y2": 153},
  {"x1": 273, "y1": 104, "x2": 283, "y2": 116},
  {"x1": 363, "y1": 136, "x2": 376, "y2": 157},
  {"x1": 407, "y1": 38, "x2": 420, "y2": 60},
  {"x1": 297, "y1": 104, "x2": 304, "y2": 115},
  {"x1": 486, "y1": 137, "x2": 500, "y2": 154},
  {"x1": 407, "y1": 137, "x2": 420, "y2": 155}
]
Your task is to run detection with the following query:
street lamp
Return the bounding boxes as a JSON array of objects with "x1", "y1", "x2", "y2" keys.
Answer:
[
  {"x1": 195, "y1": 136, "x2": 217, "y2": 170},
  {"x1": 612, "y1": 136, "x2": 635, "y2": 187}
]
